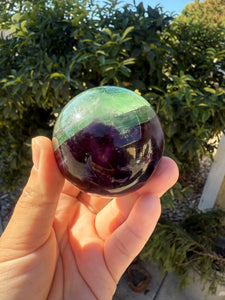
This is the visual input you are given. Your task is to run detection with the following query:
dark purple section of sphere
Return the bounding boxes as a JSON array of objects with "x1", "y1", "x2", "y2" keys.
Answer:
[{"x1": 54, "y1": 116, "x2": 164, "y2": 196}]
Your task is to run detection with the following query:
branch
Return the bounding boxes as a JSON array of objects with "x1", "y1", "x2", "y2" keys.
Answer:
[{"x1": 192, "y1": 249, "x2": 225, "y2": 262}]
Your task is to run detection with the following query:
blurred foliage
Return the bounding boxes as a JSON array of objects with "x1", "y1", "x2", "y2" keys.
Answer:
[
  {"x1": 0, "y1": 0, "x2": 172, "y2": 188},
  {"x1": 148, "y1": 18, "x2": 225, "y2": 167},
  {"x1": 141, "y1": 209, "x2": 225, "y2": 295},
  {"x1": 179, "y1": 0, "x2": 225, "y2": 27},
  {"x1": 0, "y1": 0, "x2": 225, "y2": 189}
]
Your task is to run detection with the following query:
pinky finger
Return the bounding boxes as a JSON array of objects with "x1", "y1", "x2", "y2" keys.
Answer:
[{"x1": 104, "y1": 194, "x2": 161, "y2": 283}]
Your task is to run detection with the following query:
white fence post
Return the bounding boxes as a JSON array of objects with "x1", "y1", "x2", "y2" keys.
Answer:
[{"x1": 198, "y1": 134, "x2": 225, "y2": 211}]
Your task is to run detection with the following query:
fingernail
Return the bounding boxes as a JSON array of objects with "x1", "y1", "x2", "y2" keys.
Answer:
[{"x1": 32, "y1": 138, "x2": 41, "y2": 170}]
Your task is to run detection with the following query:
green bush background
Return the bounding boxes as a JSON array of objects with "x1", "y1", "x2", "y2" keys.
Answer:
[{"x1": 1, "y1": 0, "x2": 225, "y2": 189}]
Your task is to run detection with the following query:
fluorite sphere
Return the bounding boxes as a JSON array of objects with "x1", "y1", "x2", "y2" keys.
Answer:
[{"x1": 52, "y1": 86, "x2": 164, "y2": 197}]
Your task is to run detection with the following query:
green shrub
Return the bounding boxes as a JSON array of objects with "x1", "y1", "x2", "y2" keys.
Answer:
[
  {"x1": 148, "y1": 18, "x2": 225, "y2": 168},
  {"x1": 141, "y1": 209, "x2": 225, "y2": 295},
  {"x1": 0, "y1": 0, "x2": 225, "y2": 190},
  {"x1": 0, "y1": 0, "x2": 172, "y2": 189},
  {"x1": 147, "y1": 71, "x2": 225, "y2": 168}
]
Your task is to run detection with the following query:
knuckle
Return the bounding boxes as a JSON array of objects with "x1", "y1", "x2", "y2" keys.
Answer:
[
  {"x1": 114, "y1": 234, "x2": 133, "y2": 260},
  {"x1": 19, "y1": 185, "x2": 44, "y2": 209}
]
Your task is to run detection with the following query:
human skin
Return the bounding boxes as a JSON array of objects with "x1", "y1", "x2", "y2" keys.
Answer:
[{"x1": 0, "y1": 136, "x2": 179, "y2": 300}]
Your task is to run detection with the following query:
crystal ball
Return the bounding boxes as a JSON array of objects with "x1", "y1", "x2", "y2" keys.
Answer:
[{"x1": 52, "y1": 86, "x2": 164, "y2": 197}]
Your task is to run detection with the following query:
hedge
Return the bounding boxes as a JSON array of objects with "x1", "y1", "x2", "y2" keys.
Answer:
[{"x1": 0, "y1": 0, "x2": 225, "y2": 191}]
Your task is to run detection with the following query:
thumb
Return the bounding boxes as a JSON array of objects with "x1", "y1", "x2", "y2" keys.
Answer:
[{"x1": 0, "y1": 136, "x2": 65, "y2": 255}]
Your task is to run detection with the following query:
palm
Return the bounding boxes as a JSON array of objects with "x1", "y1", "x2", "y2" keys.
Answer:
[
  {"x1": 47, "y1": 177, "x2": 157, "y2": 300},
  {"x1": 47, "y1": 181, "x2": 116, "y2": 300}
]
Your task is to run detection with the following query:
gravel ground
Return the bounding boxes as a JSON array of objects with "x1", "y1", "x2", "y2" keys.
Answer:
[
  {"x1": 0, "y1": 157, "x2": 212, "y2": 231},
  {"x1": 161, "y1": 156, "x2": 212, "y2": 223},
  {"x1": 0, "y1": 191, "x2": 13, "y2": 230},
  {"x1": 0, "y1": 177, "x2": 23, "y2": 231},
  {"x1": 0, "y1": 185, "x2": 19, "y2": 230}
]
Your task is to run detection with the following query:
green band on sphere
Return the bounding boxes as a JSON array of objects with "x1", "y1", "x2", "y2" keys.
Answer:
[{"x1": 53, "y1": 86, "x2": 155, "y2": 147}]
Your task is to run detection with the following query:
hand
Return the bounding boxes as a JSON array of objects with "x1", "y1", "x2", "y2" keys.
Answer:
[{"x1": 0, "y1": 136, "x2": 178, "y2": 300}]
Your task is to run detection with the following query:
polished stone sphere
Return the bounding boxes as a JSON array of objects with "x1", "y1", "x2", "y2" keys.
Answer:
[{"x1": 53, "y1": 86, "x2": 164, "y2": 197}]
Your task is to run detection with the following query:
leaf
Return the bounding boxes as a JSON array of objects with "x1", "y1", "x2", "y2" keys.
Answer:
[
  {"x1": 184, "y1": 74, "x2": 195, "y2": 81},
  {"x1": 20, "y1": 20, "x2": 27, "y2": 33},
  {"x1": 119, "y1": 65, "x2": 131, "y2": 77},
  {"x1": 122, "y1": 57, "x2": 136, "y2": 65},
  {"x1": 98, "y1": 55, "x2": 105, "y2": 66},
  {"x1": 11, "y1": 13, "x2": 21, "y2": 23},
  {"x1": 46, "y1": 62, "x2": 53, "y2": 73},
  {"x1": 100, "y1": 76, "x2": 111, "y2": 86},
  {"x1": 185, "y1": 89, "x2": 192, "y2": 106},
  {"x1": 104, "y1": 28, "x2": 112, "y2": 37},
  {"x1": 204, "y1": 87, "x2": 216, "y2": 94},
  {"x1": 96, "y1": 50, "x2": 106, "y2": 55},
  {"x1": 198, "y1": 103, "x2": 208, "y2": 107},
  {"x1": 77, "y1": 53, "x2": 93, "y2": 63},
  {"x1": 202, "y1": 110, "x2": 211, "y2": 123},
  {"x1": 120, "y1": 37, "x2": 132, "y2": 43},
  {"x1": 104, "y1": 66, "x2": 115, "y2": 72},
  {"x1": 192, "y1": 107, "x2": 199, "y2": 119},
  {"x1": 82, "y1": 39, "x2": 93, "y2": 43},
  {"x1": 121, "y1": 26, "x2": 134, "y2": 40},
  {"x1": 150, "y1": 85, "x2": 165, "y2": 93},
  {"x1": 42, "y1": 81, "x2": 50, "y2": 98},
  {"x1": 105, "y1": 59, "x2": 118, "y2": 65},
  {"x1": 2, "y1": 81, "x2": 14, "y2": 88},
  {"x1": 167, "y1": 123, "x2": 178, "y2": 138},
  {"x1": 50, "y1": 73, "x2": 66, "y2": 79},
  {"x1": 9, "y1": 25, "x2": 18, "y2": 34}
]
